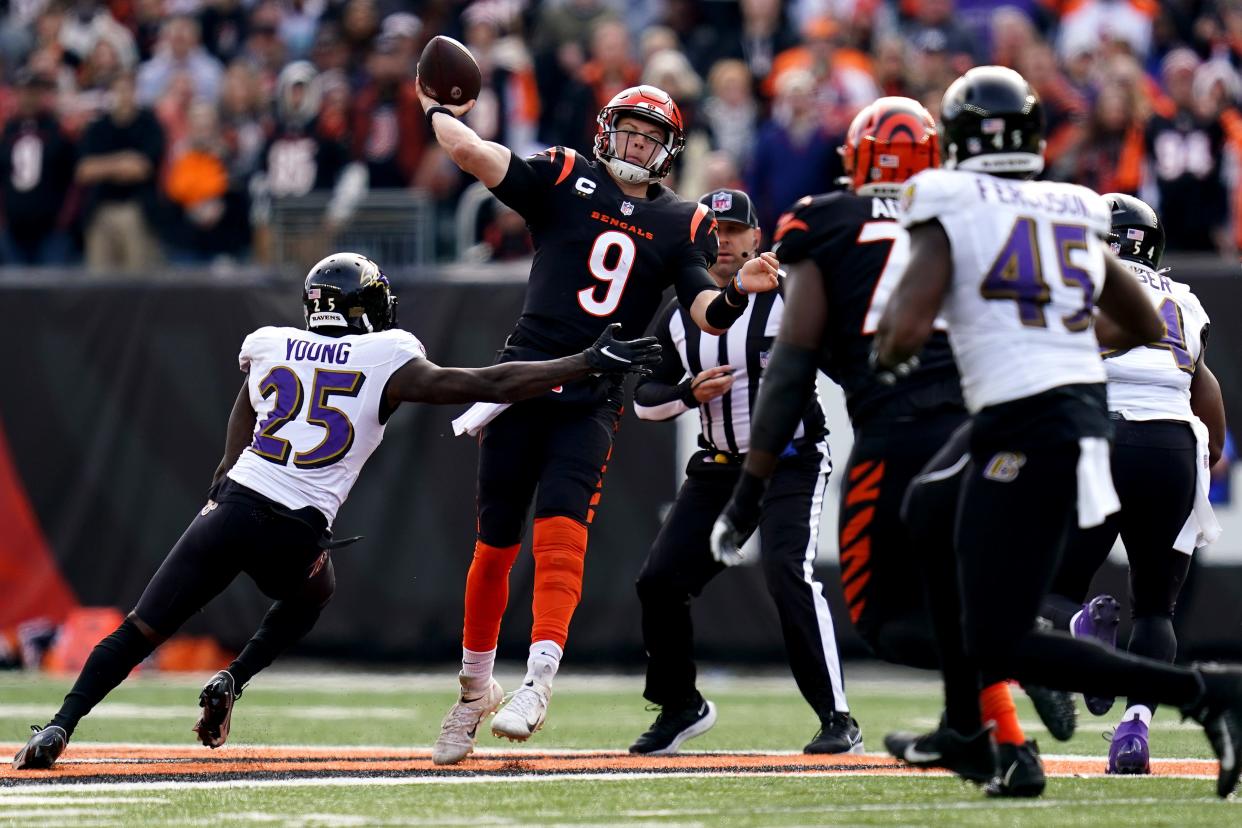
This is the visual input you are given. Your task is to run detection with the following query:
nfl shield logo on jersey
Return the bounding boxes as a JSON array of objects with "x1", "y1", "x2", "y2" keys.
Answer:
[
  {"x1": 711, "y1": 191, "x2": 732, "y2": 212},
  {"x1": 620, "y1": 201, "x2": 634, "y2": 216}
]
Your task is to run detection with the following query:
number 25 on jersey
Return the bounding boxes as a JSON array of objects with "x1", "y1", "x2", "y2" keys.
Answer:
[{"x1": 251, "y1": 367, "x2": 365, "y2": 469}]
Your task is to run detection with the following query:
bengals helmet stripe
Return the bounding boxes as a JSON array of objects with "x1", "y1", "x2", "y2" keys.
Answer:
[{"x1": 839, "y1": 97, "x2": 940, "y2": 196}]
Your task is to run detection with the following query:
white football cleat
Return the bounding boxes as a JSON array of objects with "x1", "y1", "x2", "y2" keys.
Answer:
[
  {"x1": 491, "y1": 679, "x2": 552, "y2": 741},
  {"x1": 432, "y1": 675, "x2": 504, "y2": 765}
]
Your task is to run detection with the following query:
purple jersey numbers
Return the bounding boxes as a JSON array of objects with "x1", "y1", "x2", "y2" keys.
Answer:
[
  {"x1": 1105, "y1": 297, "x2": 1195, "y2": 372},
  {"x1": 252, "y1": 366, "x2": 303, "y2": 464},
  {"x1": 295, "y1": 369, "x2": 365, "y2": 468},
  {"x1": 250, "y1": 368, "x2": 366, "y2": 468},
  {"x1": 981, "y1": 217, "x2": 1094, "y2": 330},
  {"x1": 1053, "y1": 224, "x2": 1093, "y2": 332}
]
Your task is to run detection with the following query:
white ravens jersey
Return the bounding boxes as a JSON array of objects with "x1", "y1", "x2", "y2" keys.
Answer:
[
  {"x1": 900, "y1": 169, "x2": 1110, "y2": 412},
  {"x1": 1103, "y1": 263, "x2": 1209, "y2": 422},
  {"x1": 226, "y1": 326, "x2": 425, "y2": 525}
]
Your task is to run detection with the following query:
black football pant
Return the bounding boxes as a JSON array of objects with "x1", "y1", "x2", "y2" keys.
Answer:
[
  {"x1": 476, "y1": 395, "x2": 622, "y2": 545},
  {"x1": 50, "y1": 481, "x2": 335, "y2": 735},
  {"x1": 636, "y1": 442, "x2": 849, "y2": 719},
  {"x1": 910, "y1": 424, "x2": 1203, "y2": 734},
  {"x1": 840, "y1": 408, "x2": 966, "y2": 669},
  {"x1": 1045, "y1": 419, "x2": 1197, "y2": 713}
]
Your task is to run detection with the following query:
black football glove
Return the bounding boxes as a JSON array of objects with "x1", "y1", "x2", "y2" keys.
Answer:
[
  {"x1": 710, "y1": 470, "x2": 767, "y2": 566},
  {"x1": 868, "y1": 347, "x2": 921, "y2": 386},
  {"x1": 584, "y1": 323, "x2": 662, "y2": 376}
]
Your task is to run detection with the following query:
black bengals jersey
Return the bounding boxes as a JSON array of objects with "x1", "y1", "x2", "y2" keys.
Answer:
[
  {"x1": 773, "y1": 191, "x2": 962, "y2": 425},
  {"x1": 490, "y1": 146, "x2": 719, "y2": 358}
]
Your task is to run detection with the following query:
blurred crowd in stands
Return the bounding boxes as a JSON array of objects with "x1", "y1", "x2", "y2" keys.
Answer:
[{"x1": 1, "y1": 0, "x2": 1241, "y2": 271}]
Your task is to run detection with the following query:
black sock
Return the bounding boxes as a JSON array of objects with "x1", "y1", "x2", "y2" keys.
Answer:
[
  {"x1": 227, "y1": 600, "x2": 323, "y2": 690},
  {"x1": 1003, "y1": 628, "x2": 1201, "y2": 705},
  {"x1": 50, "y1": 619, "x2": 157, "y2": 738},
  {"x1": 1126, "y1": 615, "x2": 1177, "y2": 713}
]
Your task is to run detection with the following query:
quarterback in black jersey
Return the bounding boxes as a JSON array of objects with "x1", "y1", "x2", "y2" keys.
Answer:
[
  {"x1": 419, "y1": 81, "x2": 780, "y2": 762},
  {"x1": 711, "y1": 97, "x2": 1058, "y2": 795}
]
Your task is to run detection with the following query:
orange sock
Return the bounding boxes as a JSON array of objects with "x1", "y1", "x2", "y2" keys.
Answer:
[
  {"x1": 462, "y1": 540, "x2": 520, "y2": 652},
  {"x1": 980, "y1": 681, "x2": 1025, "y2": 745},
  {"x1": 530, "y1": 516, "x2": 588, "y2": 647}
]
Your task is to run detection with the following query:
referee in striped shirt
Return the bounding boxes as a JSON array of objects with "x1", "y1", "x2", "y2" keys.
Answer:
[{"x1": 628, "y1": 189, "x2": 859, "y2": 756}]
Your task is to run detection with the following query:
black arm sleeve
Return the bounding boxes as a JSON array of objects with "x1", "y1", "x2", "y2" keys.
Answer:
[
  {"x1": 634, "y1": 303, "x2": 699, "y2": 413},
  {"x1": 747, "y1": 341, "x2": 820, "y2": 458},
  {"x1": 703, "y1": 280, "x2": 749, "y2": 329}
]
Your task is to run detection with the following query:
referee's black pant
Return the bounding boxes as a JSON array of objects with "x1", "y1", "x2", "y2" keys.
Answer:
[{"x1": 635, "y1": 440, "x2": 849, "y2": 718}]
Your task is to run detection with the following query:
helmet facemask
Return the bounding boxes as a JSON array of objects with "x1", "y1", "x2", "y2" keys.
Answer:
[{"x1": 600, "y1": 117, "x2": 672, "y2": 183}]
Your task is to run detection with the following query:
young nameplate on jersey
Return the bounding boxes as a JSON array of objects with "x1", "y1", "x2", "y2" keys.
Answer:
[{"x1": 12, "y1": 253, "x2": 660, "y2": 772}]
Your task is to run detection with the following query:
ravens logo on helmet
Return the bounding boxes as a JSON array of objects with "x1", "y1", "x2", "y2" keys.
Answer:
[{"x1": 303, "y1": 253, "x2": 398, "y2": 334}]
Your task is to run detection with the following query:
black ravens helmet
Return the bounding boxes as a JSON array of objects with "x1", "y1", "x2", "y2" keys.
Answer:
[
  {"x1": 940, "y1": 66, "x2": 1045, "y2": 177},
  {"x1": 303, "y1": 253, "x2": 398, "y2": 334},
  {"x1": 1103, "y1": 193, "x2": 1165, "y2": 271}
]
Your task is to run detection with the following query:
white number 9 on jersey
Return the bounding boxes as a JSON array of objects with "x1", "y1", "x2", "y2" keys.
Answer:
[{"x1": 578, "y1": 231, "x2": 637, "y2": 317}]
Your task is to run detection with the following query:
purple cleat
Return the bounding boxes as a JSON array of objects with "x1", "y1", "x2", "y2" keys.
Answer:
[
  {"x1": 1072, "y1": 594, "x2": 1121, "y2": 715},
  {"x1": 1108, "y1": 714, "x2": 1151, "y2": 775}
]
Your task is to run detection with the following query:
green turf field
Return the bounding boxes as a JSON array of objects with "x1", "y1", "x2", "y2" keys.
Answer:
[{"x1": 1, "y1": 665, "x2": 1237, "y2": 826}]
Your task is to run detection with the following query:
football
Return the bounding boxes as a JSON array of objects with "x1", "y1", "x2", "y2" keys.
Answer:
[{"x1": 417, "y1": 35, "x2": 482, "y2": 106}]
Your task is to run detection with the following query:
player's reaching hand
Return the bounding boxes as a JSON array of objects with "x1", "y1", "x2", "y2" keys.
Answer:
[
  {"x1": 737, "y1": 251, "x2": 780, "y2": 294},
  {"x1": 584, "y1": 323, "x2": 663, "y2": 376}
]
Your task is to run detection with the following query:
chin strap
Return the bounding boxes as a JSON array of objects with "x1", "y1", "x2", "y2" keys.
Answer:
[{"x1": 605, "y1": 156, "x2": 653, "y2": 185}]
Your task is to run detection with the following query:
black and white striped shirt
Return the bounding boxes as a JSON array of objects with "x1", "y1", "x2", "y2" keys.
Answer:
[{"x1": 633, "y1": 292, "x2": 827, "y2": 454}]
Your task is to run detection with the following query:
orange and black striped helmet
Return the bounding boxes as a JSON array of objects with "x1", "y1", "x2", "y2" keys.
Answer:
[{"x1": 838, "y1": 97, "x2": 940, "y2": 196}]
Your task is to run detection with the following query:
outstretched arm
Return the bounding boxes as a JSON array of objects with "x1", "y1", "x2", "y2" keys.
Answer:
[
  {"x1": 417, "y1": 83, "x2": 511, "y2": 187},
  {"x1": 687, "y1": 252, "x2": 782, "y2": 335},
  {"x1": 212, "y1": 380, "x2": 257, "y2": 489},
  {"x1": 384, "y1": 324, "x2": 661, "y2": 407}
]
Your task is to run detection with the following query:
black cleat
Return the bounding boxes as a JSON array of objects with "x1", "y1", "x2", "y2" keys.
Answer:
[
  {"x1": 13, "y1": 724, "x2": 68, "y2": 770},
  {"x1": 629, "y1": 696, "x2": 717, "y2": 755},
  {"x1": 986, "y1": 740, "x2": 1047, "y2": 798},
  {"x1": 884, "y1": 725, "x2": 998, "y2": 784},
  {"x1": 193, "y1": 670, "x2": 239, "y2": 748},
  {"x1": 1022, "y1": 684, "x2": 1077, "y2": 741},
  {"x1": 1181, "y1": 663, "x2": 1242, "y2": 798},
  {"x1": 804, "y1": 712, "x2": 864, "y2": 754}
]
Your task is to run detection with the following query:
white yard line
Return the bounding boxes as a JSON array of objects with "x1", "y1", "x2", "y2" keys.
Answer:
[
  {"x1": 0, "y1": 769, "x2": 1222, "y2": 797},
  {"x1": 0, "y1": 704, "x2": 416, "y2": 720}
]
